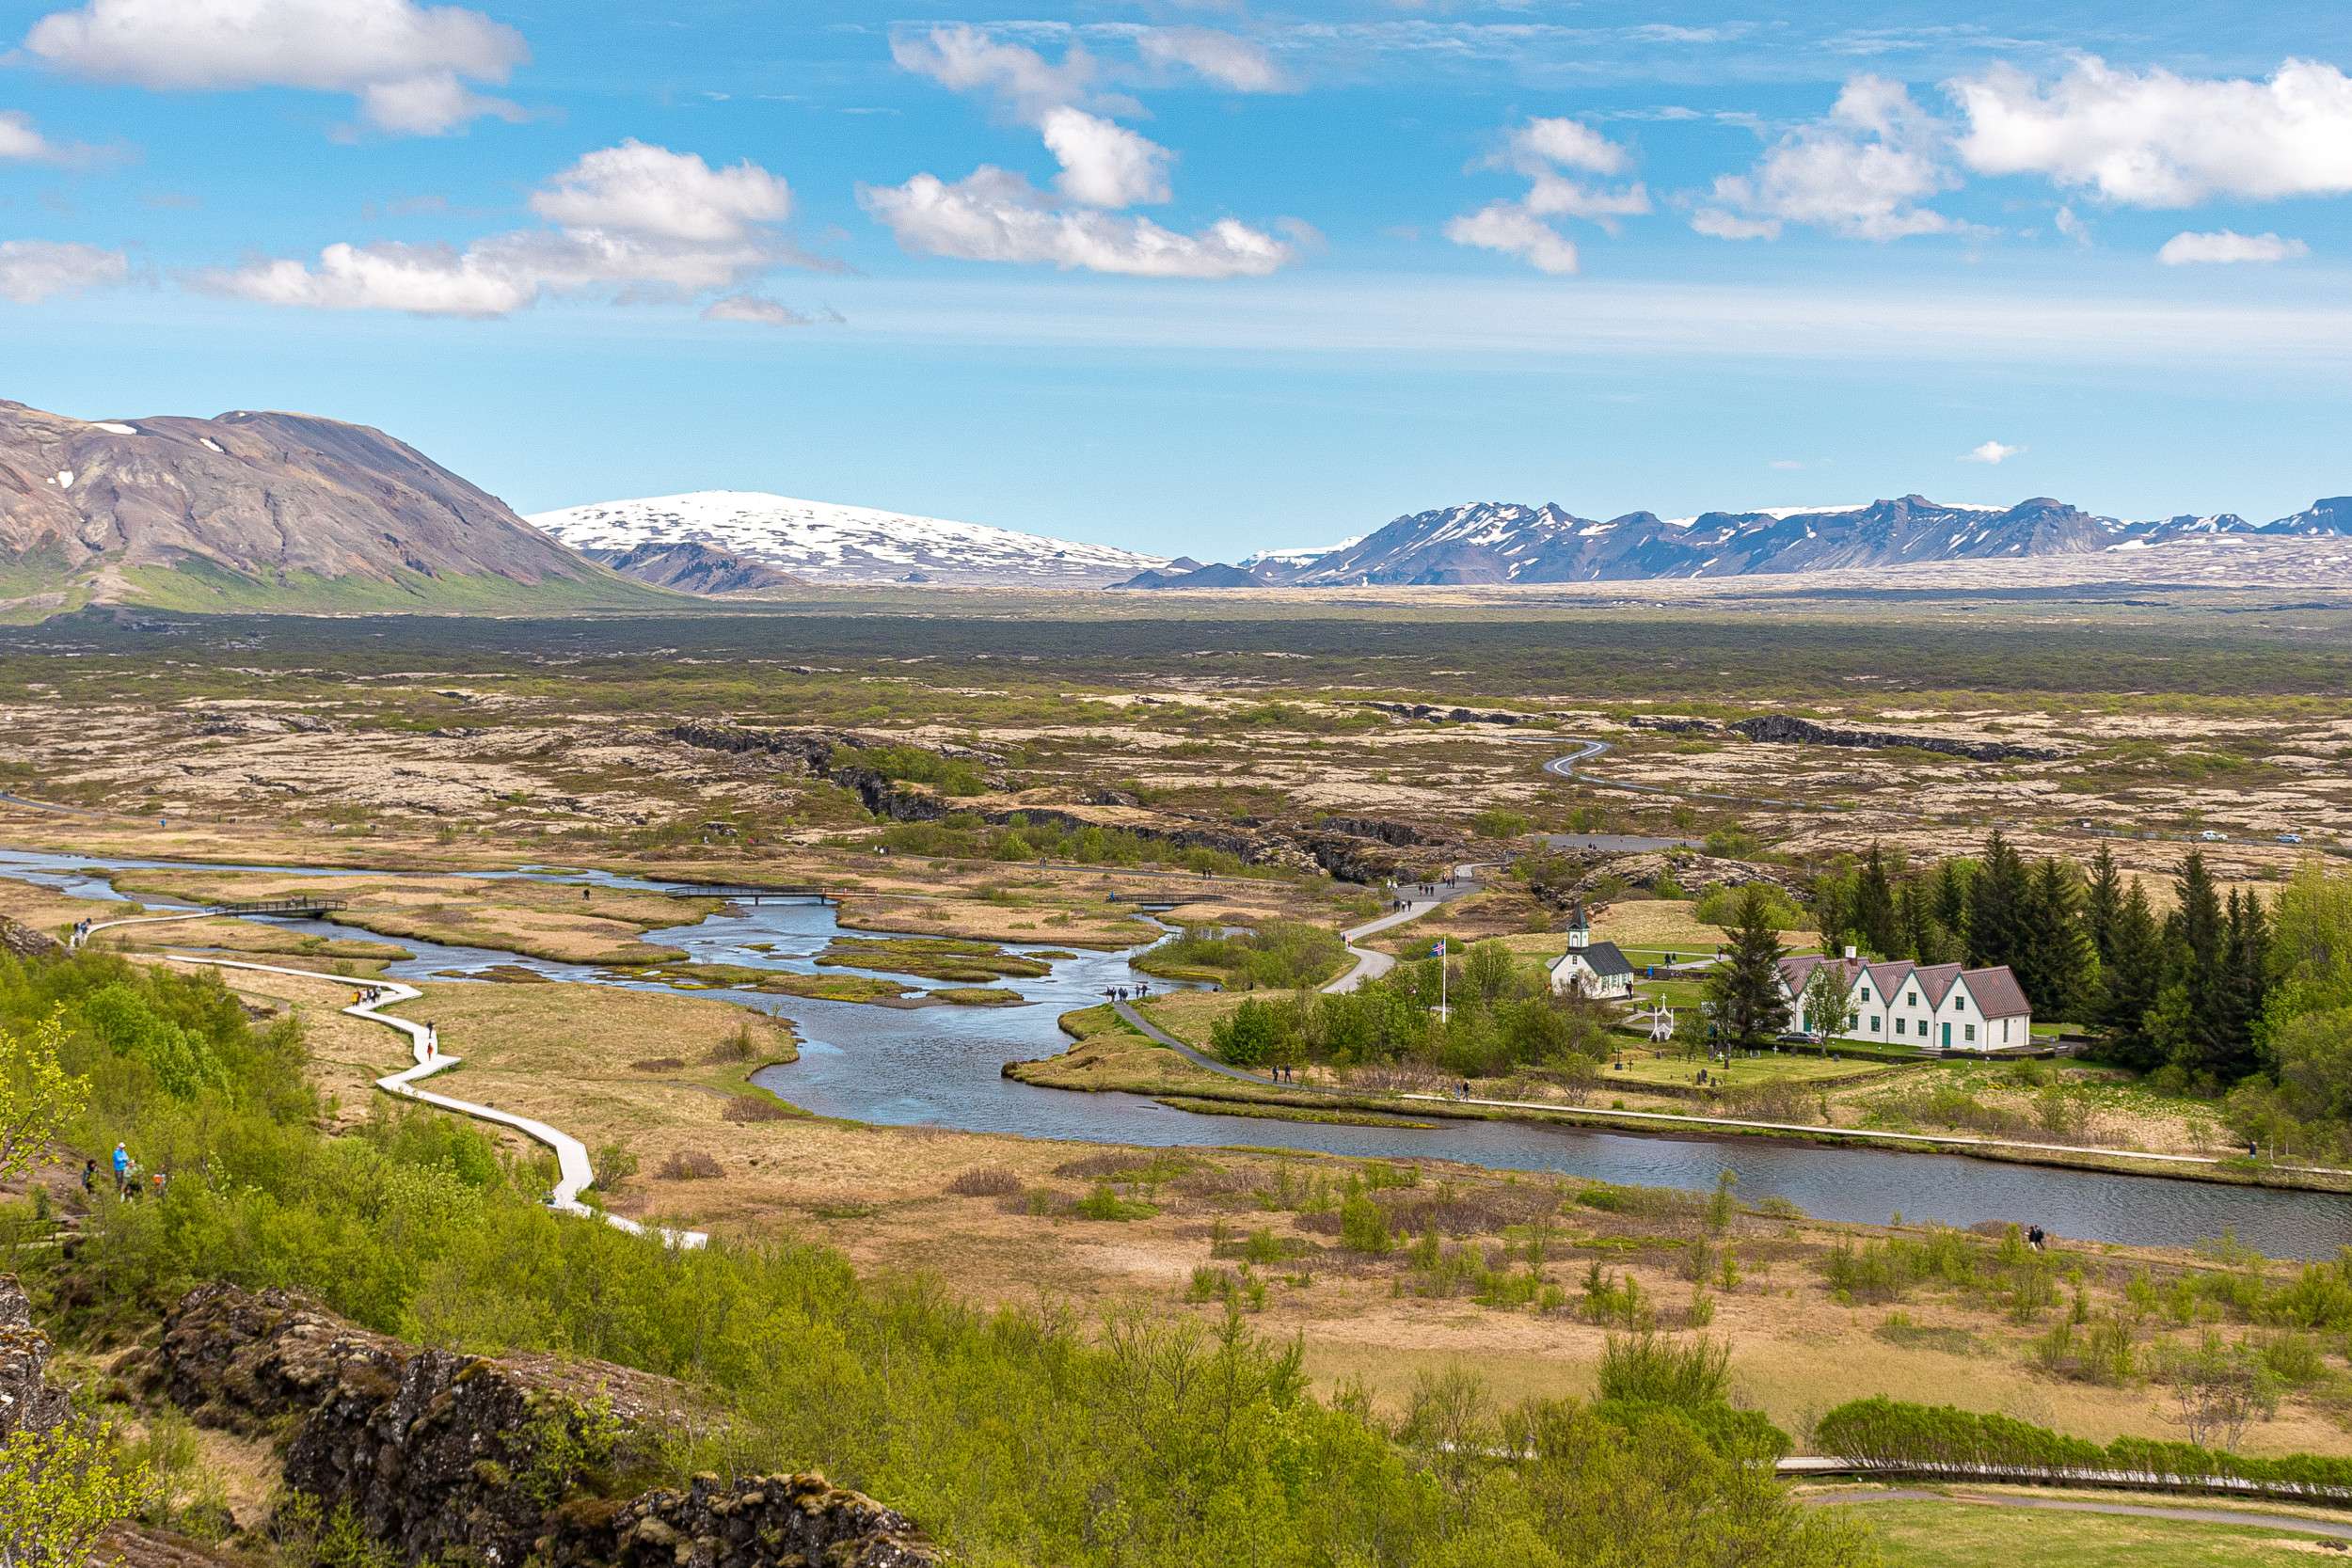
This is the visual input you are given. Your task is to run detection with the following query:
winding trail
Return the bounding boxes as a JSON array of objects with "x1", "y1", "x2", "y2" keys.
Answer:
[
  {"x1": 162, "y1": 955, "x2": 707, "y2": 1250},
  {"x1": 1323, "y1": 864, "x2": 1486, "y2": 994}
]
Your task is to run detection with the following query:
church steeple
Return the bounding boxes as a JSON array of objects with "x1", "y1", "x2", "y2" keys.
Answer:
[{"x1": 1567, "y1": 898, "x2": 1590, "y2": 951}]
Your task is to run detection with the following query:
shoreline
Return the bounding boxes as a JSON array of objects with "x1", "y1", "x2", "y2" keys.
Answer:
[{"x1": 1020, "y1": 1010, "x2": 2352, "y2": 1196}]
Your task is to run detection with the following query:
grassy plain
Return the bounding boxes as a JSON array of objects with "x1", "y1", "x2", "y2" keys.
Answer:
[
  {"x1": 1848, "y1": 1494, "x2": 2352, "y2": 1566},
  {"x1": 10, "y1": 589, "x2": 2352, "y2": 1503}
]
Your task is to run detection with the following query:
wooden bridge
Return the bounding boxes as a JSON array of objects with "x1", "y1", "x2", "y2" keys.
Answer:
[
  {"x1": 210, "y1": 895, "x2": 351, "y2": 919},
  {"x1": 673, "y1": 885, "x2": 834, "y2": 905}
]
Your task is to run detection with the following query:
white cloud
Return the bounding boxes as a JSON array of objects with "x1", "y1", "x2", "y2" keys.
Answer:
[
  {"x1": 702, "y1": 293, "x2": 811, "y2": 326},
  {"x1": 2157, "y1": 230, "x2": 2310, "y2": 265},
  {"x1": 24, "y1": 0, "x2": 528, "y2": 135},
  {"x1": 1963, "y1": 439, "x2": 2022, "y2": 464},
  {"x1": 1136, "y1": 27, "x2": 1291, "y2": 93},
  {"x1": 1524, "y1": 173, "x2": 1651, "y2": 229},
  {"x1": 1951, "y1": 57, "x2": 2352, "y2": 207},
  {"x1": 859, "y1": 167, "x2": 1293, "y2": 278},
  {"x1": 1505, "y1": 118, "x2": 1631, "y2": 177},
  {"x1": 0, "y1": 111, "x2": 54, "y2": 162},
  {"x1": 529, "y1": 138, "x2": 790, "y2": 241},
  {"x1": 1450, "y1": 117, "x2": 1645, "y2": 271},
  {"x1": 881, "y1": 24, "x2": 1290, "y2": 278},
  {"x1": 203, "y1": 141, "x2": 803, "y2": 316},
  {"x1": 890, "y1": 23, "x2": 1101, "y2": 121},
  {"x1": 1040, "y1": 107, "x2": 1170, "y2": 208},
  {"x1": 1696, "y1": 76, "x2": 1960, "y2": 242},
  {"x1": 2053, "y1": 204, "x2": 2090, "y2": 245},
  {"x1": 0, "y1": 239, "x2": 130, "y2": 303},
  {"x1": 1690, "y1": 208, "x2": 1782, "y2": 240},
  {"x1": 1444, "y1": 202, "x2": 1580, "y2": 275}
]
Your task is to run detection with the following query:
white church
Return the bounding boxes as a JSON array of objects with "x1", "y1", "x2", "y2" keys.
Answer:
[
  {"x1": 1547, "y1": 900, "x2": 1636, "y2": 1001},
  {"x1": 1776, "y1": 949, "x2": 2035, "y2": 1053}
]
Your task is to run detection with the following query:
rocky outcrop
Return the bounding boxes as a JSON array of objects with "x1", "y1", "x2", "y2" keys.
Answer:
[
  {"x1": 1729, "y1": 715, "x2": 2058, "y2": 763},
  {"x1": 543, "y1": 1473, "x2": 938, "y2": 1568},
  {"x1": 1361, "y1": 701, "x2": 1548, "y2": 726},
  {"x1": 1524, "y1": 850, "x2": 1798, "y2": 911},
  {"x1": 1, "y1": 915, "x2": 62, "y2": 959},
  {"x1": 142, "y1": 1284, "x2": 940, "y2": 1568},
  {"x1": 1626, "y1": 716, "x2": 1720, "y2": 735},
  {"x1": 1, "y1": 1275, "x2": 72, "y2": 1439}
]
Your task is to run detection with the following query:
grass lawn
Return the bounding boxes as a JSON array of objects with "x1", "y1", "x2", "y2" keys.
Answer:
[{"x1": 1857, "y1": 1496, "x2": 2350, "y2": 1567}]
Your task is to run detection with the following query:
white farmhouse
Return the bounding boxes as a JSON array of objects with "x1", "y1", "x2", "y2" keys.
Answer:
[
  {"x1": 1777, "y1": 949, "x2": 2034, "y2": 1052},
  {"x1": 1547, "y1": 900, "x2": 1636, "y2": 1001}
]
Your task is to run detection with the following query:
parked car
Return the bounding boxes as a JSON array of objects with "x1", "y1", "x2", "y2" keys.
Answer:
[
  {"x1": 2199, "y1": 830, "x2": 2228, "y2": 842},
  {"x1": 2279, "y1": 832, "x2": 2303, "y2": 845}
]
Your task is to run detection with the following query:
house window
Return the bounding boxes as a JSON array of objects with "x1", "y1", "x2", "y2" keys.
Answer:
[
  {"x1": 1870, "y1": 1015, "x2": 1881, "y2": 1033},
  {"x1": 1858, "y1": 986, "x2": 1871, "y2": 1002},
  {"x1": 1895, "y1": 1018, "x2": 1906, "y2": 1036},
  {"x1": 1907, "y1": 991, "x2": 1918, "y2": 1006},
  {"x1": 1955, "y1": 994, "x2": 1968, "y2": 1011},
  {"x1": 1965, "y1": 1024, "x2": 1977, "y2": 1042}
]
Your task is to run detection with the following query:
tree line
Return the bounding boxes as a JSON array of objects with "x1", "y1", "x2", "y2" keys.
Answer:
[{"x1": 1804, "y1": 835, "x2": 2352, "y2": 1154}]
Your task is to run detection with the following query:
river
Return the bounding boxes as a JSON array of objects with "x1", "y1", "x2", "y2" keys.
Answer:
[{"x1": 6, "y1": 846, "x2": 2349, "y2": 1259}]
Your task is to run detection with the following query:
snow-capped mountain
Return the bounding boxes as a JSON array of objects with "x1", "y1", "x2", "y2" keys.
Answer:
[
  {"x1": 1196, "y1": 493, "x2": 2352, "y2": 589},
  {"x1": 2260, "y1": 497, "x2": 2352, "y2": 536},
  {"x1": 1241, "y1": 537, "x2": 1362, "y2": 571},
  {"x1": 530, "y1": 490, "x2": 1167, "y2": 588},
  {"x1": 1273, "y1": 496, "x2": 2119, "y2": 586}
]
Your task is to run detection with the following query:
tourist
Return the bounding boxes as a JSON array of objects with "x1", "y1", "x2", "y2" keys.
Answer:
[
  {"x1": 80, "y1": 1158, "x2": 96, "y2": 1196},
  {"x1": 111, "y1": 1141, "x2": 130, "y2": 1196}
]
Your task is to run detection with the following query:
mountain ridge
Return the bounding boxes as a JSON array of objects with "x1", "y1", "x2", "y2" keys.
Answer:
[{"x1": 1125, "y1": 493, "x2": 2352, "y2": 589}]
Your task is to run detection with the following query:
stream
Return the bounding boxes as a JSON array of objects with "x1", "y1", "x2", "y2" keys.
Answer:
[{"x1": 7, "y1": 846, "x2": 2351, "y2": 1259}]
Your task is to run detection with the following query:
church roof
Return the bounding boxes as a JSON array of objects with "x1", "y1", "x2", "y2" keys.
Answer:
[{"x1": 1553, "y1": 940, "x2": 1633, "y2": 980}]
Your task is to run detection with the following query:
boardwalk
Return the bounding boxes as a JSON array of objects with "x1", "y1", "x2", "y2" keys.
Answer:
[{"x1": 164, "y1": 956, "x2": 706, "y2": 1249}]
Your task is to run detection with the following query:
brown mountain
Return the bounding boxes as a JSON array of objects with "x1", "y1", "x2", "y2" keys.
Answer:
[
  {"x1": 585, "y1": 539, "x2": 804, "y2": 594},
  {"x1": 0, "y1": 399, "x2": 662, "y2": 612}
]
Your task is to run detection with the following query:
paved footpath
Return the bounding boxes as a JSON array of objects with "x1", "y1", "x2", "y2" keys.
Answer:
[
  {"x1": 165, "y1": 955, "x2": 706, "y2": 1249},
  {"x1": 1323, "y1": 863, "x2": 1487, "y2": 995}
]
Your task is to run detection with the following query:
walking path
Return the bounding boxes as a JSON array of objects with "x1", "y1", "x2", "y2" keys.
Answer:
[
  {"x1": 1797, "y1": 1482, "x2": 2352, "y2": 1537},
  {"x1": 162, "y1": 956, "x2": 706, "y2": 1249},
  {"x1": 1323, "y1": 864, "x2": 1486, "y2": 994},
  {"x1": 1112, "y1": 998, "x2": 1274, "y2": 1085}
]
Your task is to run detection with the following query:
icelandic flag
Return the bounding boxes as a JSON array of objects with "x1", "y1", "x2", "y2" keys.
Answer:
[{"x1": 1429, "y1": 941, "x2": 1446, "y2": 958}]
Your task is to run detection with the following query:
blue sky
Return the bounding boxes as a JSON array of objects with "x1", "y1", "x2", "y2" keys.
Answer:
[{"x1": 4, "y1": 0, "x2": 2350, "y2": 554}]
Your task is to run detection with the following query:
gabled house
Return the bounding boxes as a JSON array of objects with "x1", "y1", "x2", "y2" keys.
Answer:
[
  {"x1": 1548, "y1": 900, "x2": 1634, "y2": 1001},
  {"x1": 1777, "y1": 948, "x2": 2033, "y2": 1052}
]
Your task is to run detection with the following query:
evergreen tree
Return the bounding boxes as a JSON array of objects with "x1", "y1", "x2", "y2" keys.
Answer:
[
  {"x1": 2019, "y1": 857, "x2": 2093, "y2": 1022},
  {"x1": 1964, "y1": 832, "x2": 2029, "y2": 970},
  {"x1": 2085, "y1": 841, "x2": 2123, "y2": 964},
  {"x1": 2156, "y1": 851, "x2": 2232, "y2": 1081},
  {"x1": 1895, "y1": 879, "x2": 1938, "y2": 964},
  {"x1": 1852, "y1": 844, "x2": 1899, "y2": 958},
  {"x1": 2098, "y1": 882, "x2": 2166, "y2": 1070},
  {"x1": 1810, "y1": 868, "x2": 1855, "y2": 959},
  {"x1": 2219, "y1": 889, "x2": 2271, "y2": 1079},
  {"x1": 1933, "y1": 859, "x2": 1972, "y2": 944},
  {"x1": 1706, "y1": 885, "x2": 1788, "y2": 1049}
]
